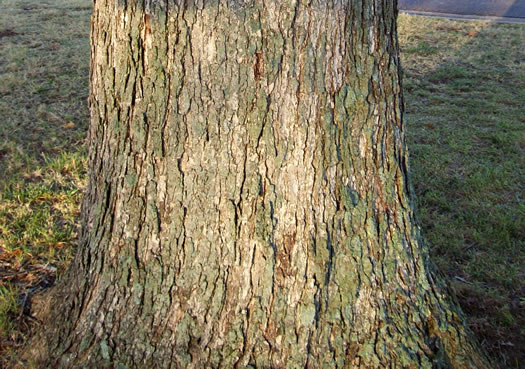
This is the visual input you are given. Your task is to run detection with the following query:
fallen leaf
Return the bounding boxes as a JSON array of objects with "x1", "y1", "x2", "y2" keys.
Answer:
[
  {"x1": 54, "y1": 242, "x2": 67, "y2": 249},
  {"x1": 468, "y1": 31, "x2": 479, "y2": 37},
  {"x1": 63, "y1": 122, "x2": 75, "y2": 129}
]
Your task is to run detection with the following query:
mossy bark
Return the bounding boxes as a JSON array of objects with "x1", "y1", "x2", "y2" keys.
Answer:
[{"x1": 34, "y1": 1, "x2": 492, "y2": 368}]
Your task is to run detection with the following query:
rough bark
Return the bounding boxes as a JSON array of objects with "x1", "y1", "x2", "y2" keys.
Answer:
[{"x1": 32, "y1": 1, "x2": 492, "y2": 368}]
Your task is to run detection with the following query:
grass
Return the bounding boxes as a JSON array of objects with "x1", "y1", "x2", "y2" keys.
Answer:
[
  {"x1": 398, "y1": 15, "x2": 524, "y2": 367},
  {"x1": 0, "y1": 1, "x2": 523, "y2": 368},
  {"x1": 0, "y1": 0, "x2": 90, "y2": 365}
]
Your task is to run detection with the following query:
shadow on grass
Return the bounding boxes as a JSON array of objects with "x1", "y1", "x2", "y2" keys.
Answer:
[{"x1": 399, "y1": 8, "x2": 524, "y2": 367}]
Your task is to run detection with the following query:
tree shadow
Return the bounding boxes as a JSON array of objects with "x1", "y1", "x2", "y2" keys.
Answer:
[
  {"x1": 399, "y1": 4, "x2": 524, "y2": 367},
  {"x1": 505, "y1": 0, "x2": 525, "y2": 17}
]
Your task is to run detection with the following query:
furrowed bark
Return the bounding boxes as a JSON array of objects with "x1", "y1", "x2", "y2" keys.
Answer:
[{"x1": 31, "y1": 1, "x2": 492, "y2": 368}]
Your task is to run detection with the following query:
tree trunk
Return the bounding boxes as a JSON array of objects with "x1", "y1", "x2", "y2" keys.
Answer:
[{"x1": 32, "y1": 1, "x2": 492, "y2": 368}]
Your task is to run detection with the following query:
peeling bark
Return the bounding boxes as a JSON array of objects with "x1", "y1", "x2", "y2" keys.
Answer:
[{"x1": 32, "y1": 1, "x2": 492, "y2": 368}]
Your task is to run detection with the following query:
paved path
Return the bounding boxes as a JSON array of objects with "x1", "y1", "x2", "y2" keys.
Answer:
[{"x1": 399, "y1": 0, "x2": 525, "y2": 19}]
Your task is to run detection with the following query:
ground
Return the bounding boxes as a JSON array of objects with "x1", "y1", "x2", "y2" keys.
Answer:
[
  {"x1": 399, "y1": 0, "x2": 525, "y2": 18},
  {"x1": 0, "y1": 1, "x2": 523, "y2": 368}
]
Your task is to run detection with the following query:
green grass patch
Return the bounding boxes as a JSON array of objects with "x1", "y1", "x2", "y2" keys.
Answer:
[
  {"x1": 0, "y1": 0, "x2": 90, "y2": 365},
  {"x1": 0, "y1": 284, "x2": 20, "y2": 339},
  {"x1": 0, "y1": 153, "x2": 85, "y2": 261},
  {"x1": 399, "y1": 15, "x2": 524, "y2": 367}
]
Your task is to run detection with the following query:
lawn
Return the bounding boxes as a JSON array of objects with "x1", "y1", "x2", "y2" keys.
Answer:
[{"x1": 0, "y1": 1, "x2": 523, "y2": 367}]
